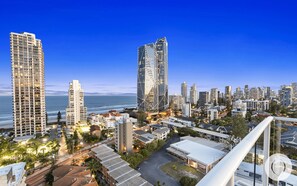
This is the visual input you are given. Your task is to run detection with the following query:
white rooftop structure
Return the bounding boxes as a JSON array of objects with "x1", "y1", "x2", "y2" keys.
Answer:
[
  {"x1": 161, "y1": 120, "x2": 185, "y2": 128},
  {"x1": 13, "y1": 135, "x2": 34, "y2": 142},
  {"x1": 170, "y1": 140, "x2": 226, "y2": 166},
  {"x1": 180, "y1": 136, "x2": 226, "y2": 150},
  {"x1": 192, "y1": 127, "x2": 230, "y2": 139},
  {"x1": 0, "y1": 162, "x2": 26, "y2": 186}
]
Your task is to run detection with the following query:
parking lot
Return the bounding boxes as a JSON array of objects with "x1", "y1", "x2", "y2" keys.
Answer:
[{"x1": 138, "y1": 135, "x2": 180, "y2": 186}]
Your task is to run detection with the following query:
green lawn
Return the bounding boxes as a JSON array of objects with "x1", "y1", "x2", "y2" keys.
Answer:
[{"x1": 160, "y1": 162, "x2": 204, "y2": 182}]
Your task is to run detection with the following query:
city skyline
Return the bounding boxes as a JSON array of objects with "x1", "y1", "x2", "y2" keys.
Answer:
[{"x1": 0, "y1": 1, "x2": 297, "y2": 96}]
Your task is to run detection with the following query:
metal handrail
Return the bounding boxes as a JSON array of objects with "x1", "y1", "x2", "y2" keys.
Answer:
[
  {"x1": 197, "y1": 116, "x2": 297, "y2": 186},
  {"x1": 197, "y1": 116, "x2": 274, "y2": 186}
]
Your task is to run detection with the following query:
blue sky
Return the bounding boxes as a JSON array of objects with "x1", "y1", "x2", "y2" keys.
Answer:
[{"x1": 0, "y1": 0, "x2": 296, "y2": 96}]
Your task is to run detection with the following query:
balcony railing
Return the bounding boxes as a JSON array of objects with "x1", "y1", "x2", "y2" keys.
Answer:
[{"x1": 197, "y1": 116, "x2": 297, "y2": 186}]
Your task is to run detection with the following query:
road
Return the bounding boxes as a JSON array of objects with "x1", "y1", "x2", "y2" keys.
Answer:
[
  {"x1": 58, "y1": 132, "x2": 68, "y2": 157},
  {"x1": 138, "y1": 136, "x2": 180, "y2": 186}
]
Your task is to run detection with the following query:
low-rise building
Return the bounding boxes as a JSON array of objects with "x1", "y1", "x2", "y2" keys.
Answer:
[
  {"x1": 89, "y1": 111, "x2": 130, "y2": 128},
  {"x1": 232, "y1": 100, "x2": 247, "y2": 118},
  {"x1": 198, "y1": 123, "x2": 231, "y2": 134},
  {"x1": 134, "y1": 130, "x2": 155, "y2": 145},
  {"x1": 167, "y1": 140, "x2": 226, "y2": 173},
  {"x1": 242, "y1": 99, "x2": 270, "y2": 111},
  {"x1": 169, "y1": 95, "x2": 184, "y2": 110},
  {"x1": 0, "y1": 162, "x2": 26, "y2": 186},
  {"x1": 52, "y1": 165, "x2": 97, "y2": 186},
  {"x1": 90, "y1": 125, "x2": 101, "y2": 137},
  {"x1": 152, "y1": 127, "x2": 170, "y2": 140},
  {"x1": 161, "y1": 117, "x2": 194, "y2": 128},
  {"x1": 192, "y1": 127, "x2": 230, "y2": 142},
  {"x1": 91, "y1": 145, "x2": 152, "y2": 186},
  {"x1": 207, "y1": 109, "x2": 219, "y2": 121},
  {"x1": 182, "y1": 102, "x2": 191, "y2": 117}
]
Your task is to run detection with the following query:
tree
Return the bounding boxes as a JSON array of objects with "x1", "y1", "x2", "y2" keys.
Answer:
[
  {"x1": 140, "y1": 149, "x2": 150, "y2": 157},
  {"x1": 231, "y1": 115, "x2": 248, "y2": 139},
  {"x1": 246, "y1": 111, "x2": 252, "y2": 122},
  {"x1": 137, "y1": 111, "x2": 147, "y2": 127},
  {"x1": 87, "y1": 159, "x2": 101, "y2": 175},
  {"x1": 269, "y1": 100, "x2": 281, "y2": 115},
  {"x1": 29, "y1": 139, "x2": 41, "y2": 155},
  {"x1": 71, "y1": 158, "x2": 79, "y2": 166},
  {"x1": 73, "y1": 130, "x2": 79, "y2": 148},
  {"x1": 57, "y1": 111, "x2": 62, "y2": 125},
  {"x1": 45, "y1": 171, "x2": 54, "y2": 186},
  {"x1": 179, "y1": 176, "x2": 198, "y2": 186}
]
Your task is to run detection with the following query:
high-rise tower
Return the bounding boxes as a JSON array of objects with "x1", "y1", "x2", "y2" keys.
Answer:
[
  {"x1": 137, "y1": 38, "x2": 168, "y2": 112},
  {"x1": 181, "y1": 82, "x2": 187, "y2": 102},
  {"x1": 156, "y1": 38, "x2": 169, "y2": 111},
  {"x1": 10, "y1": 32, "x2": 46, "y2": 138},
  {"x1": 66, "y1": 80, "x2": 87, "y2": 125},
  {"x1": 190, "y1": 84, "x2": 198, "y2": 105}
]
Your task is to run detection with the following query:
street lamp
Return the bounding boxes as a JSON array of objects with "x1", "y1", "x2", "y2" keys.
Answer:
[
  {"x1": 52, "y1": 154, "x2": 56, "y2": 165},
  {"x1": 41, "y1": 147, "x2": 46, "y2": 156},
  {"x1": 42, "y1": 138, "x2": 48, "y2": 143}
]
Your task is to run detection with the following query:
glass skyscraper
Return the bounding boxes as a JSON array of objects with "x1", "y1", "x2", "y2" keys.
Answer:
[
  {"x1": 137, "y1": 37, "x2": 168, "y2": 112},
  {"x1": 156, "y1": 38, "x2": 169, "y2": 111}
]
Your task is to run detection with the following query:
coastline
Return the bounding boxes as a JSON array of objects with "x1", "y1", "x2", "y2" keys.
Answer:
[{"x1": 0, "y1": 95, "x2": 137, "y2": 129}]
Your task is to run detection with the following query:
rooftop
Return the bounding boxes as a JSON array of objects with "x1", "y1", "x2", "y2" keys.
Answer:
[
  {"x1": 134, "y1": 130, "x2": 147, "y2": 135},
  {"x1": 161, "y1": 120, "x2": 185, "y2": 128},
  {"x1": 13, "y1": 135, "x2": 34, "y2": 142},
  {"x1": 153, "y1": 127, "x2": 170, "y2": 134},
  {"x1": 192, "y1": 127, "x2": 230, "y2": 139},
  {"x1": 170, "y1": 140, "x2": 226, "y2": 165},
  {"x1": 91, "y1": 145, "x2": 152, "y2": 186},
  {"x1": 180, "y1": 136, "x2": 226, "y2": 150},
  {"x1": 0, "y1": 162, "x2": 26, "y2": 185}
]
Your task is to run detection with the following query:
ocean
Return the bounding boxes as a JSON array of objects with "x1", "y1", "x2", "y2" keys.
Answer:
[{"x1": 0, "y1": 96, "x2": 137, "y2": 128}]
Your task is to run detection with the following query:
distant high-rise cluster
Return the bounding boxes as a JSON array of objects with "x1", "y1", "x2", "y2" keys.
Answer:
[
  {"x1": 10, "y1": 32, "x2": 46, "y2": 138},
  {"x1": 137, "y1": 38, "x2": 168, "y2": 112},
  {"x1": 234, "y1": 87, "x2": 244, "y2": 100},
  {"x1": 66, "y1": 80, "x2": 87, "y2": 125}
]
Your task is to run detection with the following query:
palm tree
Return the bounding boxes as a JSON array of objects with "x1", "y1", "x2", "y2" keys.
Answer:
[
  {"x1": 28, "y1": 139, "x2": 41, "y2": 155},
  {"x1": 71, "y1": 158, "x2": 79, "y2": 166},
  {"x1": 57, "y1": 111, "x2": 62, "y2": 125},
  {"x1": 16, "y1": 146, "x2": 27, "y2": 159},
  {"x1": 87, "y1": 159, "x2": 101, "y2": 175},
  {"x1": 30, "y1": 142, "x2": 40, "y2": 155}
]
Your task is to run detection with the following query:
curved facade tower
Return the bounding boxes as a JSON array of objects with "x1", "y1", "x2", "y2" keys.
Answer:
[
  {"x1": 156, "y1": 38, "x2": 169, "y2": 111},
  {"x1": 137, "y1": 37, "x2": 168, "y2": 112},
  {"x1": 137, "y1": 43, "x2": 158, "y2": 112}
]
